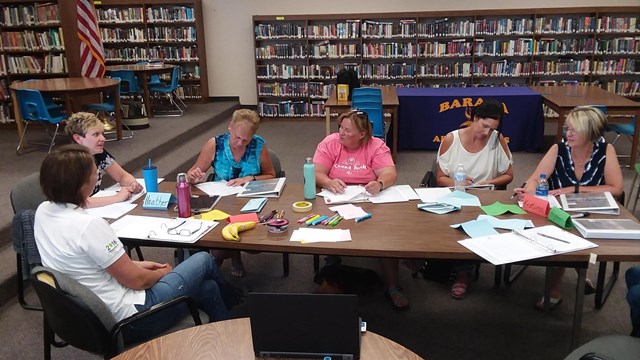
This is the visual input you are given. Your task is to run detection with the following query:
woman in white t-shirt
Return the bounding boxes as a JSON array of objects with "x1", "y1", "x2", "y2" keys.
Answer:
[
  {"x1": 34, "y1": 144, "x2": 230, "y2": 344},
  {"x1": 436, "y1": 99, "x2": 514, "y2": 300}
]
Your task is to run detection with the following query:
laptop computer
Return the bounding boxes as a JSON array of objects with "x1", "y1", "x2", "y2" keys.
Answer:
[{"x1": 248, "y1": 292, "x2": 361, "y2": 360}]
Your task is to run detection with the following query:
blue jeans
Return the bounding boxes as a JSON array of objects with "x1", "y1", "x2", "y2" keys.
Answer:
[
  {"x1": 626, "y1": 266, "x2": 640, "y2": 335},
  {"x1": 125, "y1": 252, "x2": 230, "y2": 344}
]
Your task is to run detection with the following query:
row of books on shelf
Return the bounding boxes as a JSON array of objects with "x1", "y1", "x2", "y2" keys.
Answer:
[
  {"x1": 101, "y1": 28, "x2": 146, "y2": 43},
  {"x1": 361, "y1": 63, "x2": 416, "y2": 79},
  {"x1": 258, "y1": 100, "x2": 317, "y2": 117},
  {"x1": 604, "y1": 80, "x2": 640, "y2": 96},
  {"x1": 475, "y1": 18, "x2": 533, "y2": 36},
  {"x1": 307, "y1": 21, "x2": 361, "y2": 39},
  {"x1": 474, "y1": 38, "x2": 533, "y2": 57},
  {"x1": 146, "y1": 27, "x2": 197, "y2": 42},
  {"x1": 308, "y1": 43, "x2": 359, "y2": 59},
  {"x1": 257, "y1": 64, "x2": 359, "y2": 80},
  {"x1": 361, "y1": 20, "x2": 417, "y2": 39},
  {"x1": 255, "y1": 16, "x2": 638, "y2": 39},
  {"x1": 0, "y1": 104, "x2": 13, "y2": 124},
  {"x1": 96, "y1": 7, "x2": 144, "y2": 24},
  {"x1": 103, "y1": 47, "x2": 199, "y2": 62},
  {"x1": 1, "y1": 3, "x2": 59, "y2": 27},
  {"x1": 2, "y1": 29, "x2": 65, "y2": 51},
  {"x1": 0, "y1": 79, "x2": 7, "y2": 99},
  {"x1": 362, "y1": 42, "x2": 416, "y2": 58},
  {"x1": 146, "y1": 7, "x2": 195, "y2": 23},
  {"x1": 176, "y1": 85, "x2": 201, "y2": 99},
  {"x1": 258, "y1": 82, "x2": 335, "y2": 98},
  {"x1": 5, "y1": 54, "x2": 66, "y2": 74}
]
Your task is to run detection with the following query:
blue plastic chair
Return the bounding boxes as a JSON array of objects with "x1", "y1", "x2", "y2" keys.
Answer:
[
  {"x1": 352, "y1": 87, "x2": 384, "y2": 139},
  {"x1": 357, "y1": 107, "x2": 385, "y2": 139},
  {"x1": 107, "y1": 70, "x2": 142, "y2": 96},
  {"x1": 15, "y1": 89, "x2": 68, "y2": 154},
  {"x1": 352, "y1": 87, "x2": 382, "y2": 98},
  {"x1": 83, "y1": 77, "x2": 133, "y2": 141},
  {"x1": 136, "y1": 61, "x2": 163, "y2": 87},
  {"x1": 23, "y1": 80, "x2": 64, "y2": 113},
  {"x1": 148, "y1": 66, "x2": 186, "y2": 116}
]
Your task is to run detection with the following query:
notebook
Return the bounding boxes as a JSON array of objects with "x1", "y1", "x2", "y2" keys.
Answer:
[{"x1": 249, "y1": 293, "x2": 361, "y2": 360}]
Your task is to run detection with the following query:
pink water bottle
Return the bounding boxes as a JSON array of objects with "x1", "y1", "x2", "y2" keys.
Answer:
[{"x1": 176, "y1": 173, "x2": 191, "y2": 218}]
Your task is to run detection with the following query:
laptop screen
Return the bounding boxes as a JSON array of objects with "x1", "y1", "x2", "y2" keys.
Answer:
[{"x1": 248, "y1": 293, "x2": 361, "y2": 360}]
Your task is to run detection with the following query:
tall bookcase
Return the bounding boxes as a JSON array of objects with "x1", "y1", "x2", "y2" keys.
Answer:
[
  {"x1": 0, "y1": 0, "x2": 69, "y2": 123},
  {"x1": 94, "y1": 0, "x2": 208, "y2": 101},
  {"x1": 253, "y1": 7, "x2": 640, "y2": 118}
]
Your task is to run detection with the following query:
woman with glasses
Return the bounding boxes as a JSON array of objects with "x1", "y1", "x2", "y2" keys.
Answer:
[
  {"x1": 313, "y1": 109, "x2": 405, "y2": 309},
  {"x1": 34, "y1": 145, "x2": 230, "y2": 345},
  {"x1": 435, "y1": 98, "x2": 514, "y2": 299},
  {"x1": 187, "y1": 109, "x2": 276, "y2": 277},
  {"x1": 514, "y1": 106, "x2": 623, "y2": 309}
]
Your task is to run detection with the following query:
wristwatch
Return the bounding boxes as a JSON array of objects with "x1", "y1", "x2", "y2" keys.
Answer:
[
  {"x1": 377, "y1": 180, "x2": 384, "y2": 191},
  {"x1": 574, "y1": 183, "x2": 580, "y2": 193},
  {"x1": 252, "y1": 175, "x2": 257, "y2": 181}
]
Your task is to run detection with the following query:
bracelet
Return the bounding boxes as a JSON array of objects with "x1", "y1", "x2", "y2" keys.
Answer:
[
  {"x1": 377, "y1": 180, "x2": 384, "y2": 191},
  {"x1": 574, "y1": 183, "x2": 579, "y2": 194}
]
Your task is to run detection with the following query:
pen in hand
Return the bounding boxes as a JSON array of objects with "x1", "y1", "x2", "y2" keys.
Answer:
[{"x1": 511, "y1": 182, "x2": 527, "y2": 200}]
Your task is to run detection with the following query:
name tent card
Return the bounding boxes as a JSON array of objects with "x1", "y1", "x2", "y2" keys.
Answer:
[
  {"x1": 523, "y1": 195, "x2": 550, "y2": 217},
  {"x1": 548, "y1": 207, "x2": 575, "y2": 229},
  {"x1": 143, "y1": 192, "x2": 175, "y2": 210}
]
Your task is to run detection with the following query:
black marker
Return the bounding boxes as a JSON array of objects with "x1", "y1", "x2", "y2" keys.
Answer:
[{"x1": 511, "y1": 182, "x2": 527, "y2": 199}]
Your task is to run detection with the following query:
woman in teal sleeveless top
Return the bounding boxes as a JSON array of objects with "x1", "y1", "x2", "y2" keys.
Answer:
[{"x1": 187, "y1": 109, "x2": 276, "y2": 277}]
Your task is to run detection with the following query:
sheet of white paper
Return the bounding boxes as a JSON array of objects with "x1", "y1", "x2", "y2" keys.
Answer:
[
  {"x1": 111, "y1": 215, "x2": 218, "y2": 243},
  {"x1": 415, "y1": 187, "x2": 452, "y2": 203},
  {"x1": 85, "y1": 203, "x2": 137, "y2": 219},
  {"x1": 394, "y1": 185, "x2": 420, "y2": 200},
  {"x1": 289, "y1": 228, "x2": 352, "y2": 243},
  {"x1": 318, "y1": 185, "x2": 367, "y2": 204},
  {"x1": 369, "y1": 185, "x2": 409, "y2": 203},
  {"x1": 103, "y1": 178, "x2": 164, "y2": 204},
  {"x1": 195, "y1": 181, "x2": 244, "y2": 196},
  {"x1": 328, "y1": 204, "x2": 368, "y2": 219}
]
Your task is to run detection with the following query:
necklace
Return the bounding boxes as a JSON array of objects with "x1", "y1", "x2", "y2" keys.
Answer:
[{"x1": 571, "y1": 144, "x2": 593, "y2": 168}]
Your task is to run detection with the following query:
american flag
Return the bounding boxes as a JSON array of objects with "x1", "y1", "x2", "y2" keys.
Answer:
[{"x1": 77, "y1": 0, "x2": 105, "y2": 78}]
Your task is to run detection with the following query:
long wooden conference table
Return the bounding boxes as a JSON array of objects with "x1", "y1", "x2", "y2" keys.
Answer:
[
  {"x1": 112, "y1": 318, "x2": 423, "y2": 360},
  {"x1": 120, "y1": 183, "x2": 640, "y2": 350},
  {"x1": 529, "y1": 85, "x2": 640, "y2": 166}
]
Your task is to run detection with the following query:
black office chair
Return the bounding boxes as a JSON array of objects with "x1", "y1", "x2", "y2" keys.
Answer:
[
  {"x1": 563, "y1": 335, "x2": 640, "y2": 360},
  {"x1": 31, "y1": 266, "x2": 203, "y2": 360},
  {"x1": 10, "y1": 172, "x2": 46, "y2": 311}
]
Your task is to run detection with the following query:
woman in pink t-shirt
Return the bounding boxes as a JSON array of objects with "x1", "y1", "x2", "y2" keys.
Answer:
[{"x1": 313, "y1": 110, "x2": 407, "y2": 310}]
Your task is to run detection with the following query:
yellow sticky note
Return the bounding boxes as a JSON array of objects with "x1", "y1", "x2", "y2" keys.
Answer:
[{"x1": 191, "y1": 209, "x2": 229, "y2": 221}]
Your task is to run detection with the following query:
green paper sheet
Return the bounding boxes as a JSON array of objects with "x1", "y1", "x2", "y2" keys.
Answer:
[{"x1": 480, "y1": 201, "x2": 527, "y2": 215}]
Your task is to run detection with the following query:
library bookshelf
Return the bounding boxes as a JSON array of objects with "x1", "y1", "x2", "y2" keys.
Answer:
[
  {"x1": 0, "y1": 0, "x2": 208, "y2": 125},
  {"x1": 0, "y1": 0, "x2": 69, "y2": 124},
  {"x1": 95, "y1": 0, "x2": 208, "y2": 102},
  {"x1": 253, "y1": 7, "x2": 639, "y2": 118}
]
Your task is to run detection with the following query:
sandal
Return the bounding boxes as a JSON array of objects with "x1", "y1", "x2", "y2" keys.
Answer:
[
  {"x1": 535, "y1": 296, "x2": 563, "y2": 310},
  {"x1": 231, "y1": 257, "x2": 246, "y2": 278},
  {"x1": 585, "y1": 278, "x2": 596, "y2": 295},
  {"x1": 385, "y1": 288, "x2": 410, "y2": 310},
  {"x1": 401, "y1": 259, "x2": 422, "y2": 278},
  {"x1": 450, "y1": 281, "x2": 468, "y2": 299}
]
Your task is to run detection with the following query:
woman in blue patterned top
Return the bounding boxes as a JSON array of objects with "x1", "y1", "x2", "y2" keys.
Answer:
[
  {"x1": 187, "y1": 109, "x2": 276, "y2": 277},
  {"x1": 514, "y1": 106, "x2": 623, "y2": 309}
]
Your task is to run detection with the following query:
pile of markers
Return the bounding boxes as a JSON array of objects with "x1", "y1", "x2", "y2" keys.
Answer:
[{"x1": 297, "y1": 213, "x2": 343, "y2": 227}]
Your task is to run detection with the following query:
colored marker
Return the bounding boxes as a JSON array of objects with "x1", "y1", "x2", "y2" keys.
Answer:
[
  {"x1": 329, "y1": 215, "x2": 343, "y2": 227},
  {"x1": 305, "y1": 215, "x2": 321, "y2": 225},
  {"x1": 297, "y1": 213, "x2": 317, "y2": 224},
  {"x1": 323, "y1": 214, "x2": 339, "y2": 225},
  {"x1": 355, "y1": 213, "x2": 372, "y2": 223},
  {"x1": 310, "y1": 215, "x2": 328, "y2": 226}
]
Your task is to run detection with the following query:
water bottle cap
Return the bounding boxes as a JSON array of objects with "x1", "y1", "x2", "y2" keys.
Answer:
[
  {"x1": 177, "y1": 173, "x2": 187, "y2": 182},
  {"x1": 539, "y1": 173, "x2": 546, "y2": 178},
  {"x1": 305, "y1": 157, "x2": 313, "y2": 163}
]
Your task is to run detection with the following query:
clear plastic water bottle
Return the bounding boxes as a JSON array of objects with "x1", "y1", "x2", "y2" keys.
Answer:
[
  {"x1": 303, "y1": 157, "x2": 316, "y2": 200},
  {"x1": 535, "y1": 173, "x2": 549, "y2": 199},
  {"x1": 176, "y1": 173, "x2": 191, "y2": 218},
  {"x1": 453, "y1": 163, "x2": 466, "y2": 192}
]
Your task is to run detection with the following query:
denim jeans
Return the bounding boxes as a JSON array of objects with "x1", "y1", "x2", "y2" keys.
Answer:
[
  {"x1": 125, "y1": 251, "x2": 230, "y2": 344},
  {"x1": 626, "y1": 266, "x2": 640, "y2": 334}
]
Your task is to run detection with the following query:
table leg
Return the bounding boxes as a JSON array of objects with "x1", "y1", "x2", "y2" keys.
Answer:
[
  {"x1": 572, "y1": 267, "x2": 586, "y2": 350},
  {"x1": 391, "y1": 106, "x2": 398, "y2": 162},
  {"x1": 11, "y1": 90, "x2": 26, "y2": 147},
  {"x1": 630, "y1": 109, "x2": 640, "y2": 167},
  {"x1": 325, "y1": 105, "x2": 331, "y2": 136},
  {"x1": 141, "y1": 73, "x2": 152, "y2": 118},
  {"x1": 555, "y1": 109, "x2": 567, "y2": 143},
  {"x1": 114, "y1": 86, "x2": 123, "y2": 140}
]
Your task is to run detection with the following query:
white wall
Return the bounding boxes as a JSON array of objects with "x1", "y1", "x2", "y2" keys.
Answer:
[{"x1": 202, "y1": 0, "x2": 639, "y2": 105}]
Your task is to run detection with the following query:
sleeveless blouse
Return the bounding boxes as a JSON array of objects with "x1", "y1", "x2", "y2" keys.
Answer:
[
  {"x1": 549, "y1": 141, "x2": 607, "y2": 190},
  {"x1": 212, "y1": 133, "x2": 264, "y2": 181}
]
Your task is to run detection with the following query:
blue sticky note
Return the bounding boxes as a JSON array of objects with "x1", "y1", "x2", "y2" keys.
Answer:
[
  {"x1": 451, "y1": 219, "x2": 499, "y2": 238},
  {"x1": 143, "y1": 192, "x2": 172, "y2": 210}
]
